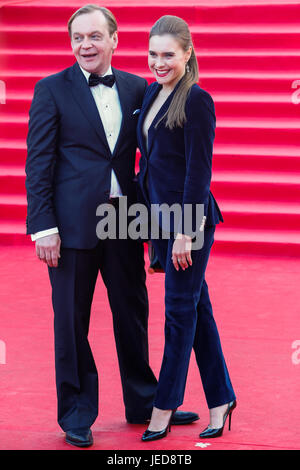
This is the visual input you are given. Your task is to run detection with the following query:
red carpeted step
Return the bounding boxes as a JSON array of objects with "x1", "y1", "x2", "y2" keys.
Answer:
[
  {"x1": 220, "y1": 209, "x2": 300, "y2": 231},
  {"x1": 2, "y1": 167, "x2": 300, "y2": 205},
  {"x1": 215, "y1": 101, "x2": 300, "y2": 121},
  {"x1": 3, "y1": 95, "x2": 298, "y2": 125},
  {"x1": 0, "y1": 195, "x2": 27, "y2": 221},
  {"x1": 0, "y1": 0, "x2": 300, "y2": 255},
  {"x1": 0, "y1": 169, "x2": 26, "y2": 195},
  {"x1": 1, "y1": 74, "x2": 296, "y2": 99},
  {"x1": 2, "y1": 1, "x2": 300, "y2": 26},
  {"x1": 3, "y1": 27, "x2": 300, "y2": 51},
  {"x1": 3, "y1": 50, "x2": 300, "y2": 76},
  {"x1": 0, "y1": 221, "x2": 29, "y2": 244},
  {"x1": 2, "y1": 119, "x2": 299, "y2": 148},
  {"x1": 0, "y1": 147, "x2": 27, "y2": 167},
  {"x1": 211, "y1": 179, "x2": 300, "y2": 203},
  {"x1": 214, "y1": 228, "x2": 300, "y2": 257},
  {"x1": 213, "y1": 154, "x2": 300, "y2": 174}
]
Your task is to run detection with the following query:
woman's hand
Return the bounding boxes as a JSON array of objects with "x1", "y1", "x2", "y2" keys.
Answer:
[{"x1": 172, "y1": 233, "x2": 192, "y2": 271}]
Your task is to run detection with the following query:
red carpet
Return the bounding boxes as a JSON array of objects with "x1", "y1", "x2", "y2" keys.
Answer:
[
  {"x1": 1, "y1": 0, "x2": 300, "y2": 452},
  {"x1": 0, "y1": 246, "x2": 300, "y2": 450}
]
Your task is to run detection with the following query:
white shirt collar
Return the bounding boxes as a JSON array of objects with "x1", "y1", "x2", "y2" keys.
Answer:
[{"x1": 79, "y1": 65, "x2": 113, "y2": 83}]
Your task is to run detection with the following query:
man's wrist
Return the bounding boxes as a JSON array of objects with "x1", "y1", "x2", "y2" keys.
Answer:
[{"x1": 31, "y1": 227, "x2": 59, "y2": 241}]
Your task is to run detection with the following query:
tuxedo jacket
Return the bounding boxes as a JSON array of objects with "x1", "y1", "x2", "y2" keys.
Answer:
[
  {"x1": 25, "y1": 62, "x2": 147, "y2": 249},
  {"x1": 137, "y1": 81, "x2": 223, "y2": 235}
]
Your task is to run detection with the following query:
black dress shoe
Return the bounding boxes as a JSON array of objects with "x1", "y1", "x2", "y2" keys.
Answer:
[
  {"x1": 126, "y1": 416, "x2": 152, "y2": 424},
  {"x1": 127, "y1": 410, "x2": 199, "y2": 425},
  {"x1": 65, "y1": 428, "x2": 93, "y2": 447},
  {"x1": 171, "y1": 411, "x2": 200, "y2": 425}
]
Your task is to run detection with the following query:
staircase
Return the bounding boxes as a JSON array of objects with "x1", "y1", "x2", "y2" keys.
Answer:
[{"x1": 1, "y1": 0, "x2": 300, "y2": 256}]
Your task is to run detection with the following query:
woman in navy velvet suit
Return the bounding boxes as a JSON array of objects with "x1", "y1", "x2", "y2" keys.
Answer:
[{"x1": 137, "y1": 16, "x2": 236, "y2": 441}]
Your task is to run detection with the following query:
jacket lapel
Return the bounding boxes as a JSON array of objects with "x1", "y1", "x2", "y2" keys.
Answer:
[
  {"x1": 67, "y1": 63, "x2": 111, "y2": 157},
  {"x1": 138, "y1": 81, "x2": 179, "y2": 157},
  {"x1": 137, "y1": 82, "x2": 161, "y2": 158},
  {"x1": 111, "y1": 67, "x2": 131, "y2": 158}
]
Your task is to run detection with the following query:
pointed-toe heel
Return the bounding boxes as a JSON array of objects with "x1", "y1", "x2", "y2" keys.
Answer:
[
  {"x1": 141, "y1": 410, "x2": 176, "y2": 442},
  {"x1": 199, "y1": 400, "x2": 236, "y2": 439},
  {"x1": 142, "y1": 425, "x2": 170, "y2": 442}
]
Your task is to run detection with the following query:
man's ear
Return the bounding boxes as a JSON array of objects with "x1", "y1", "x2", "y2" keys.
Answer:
[{"x1": 112, "y1": 31, "x2": 118, "y2": 52}]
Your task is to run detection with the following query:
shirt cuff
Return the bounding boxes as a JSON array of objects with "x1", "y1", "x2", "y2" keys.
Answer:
[{"x1": 31, "y1": 227, "x2": 59, "y2": 241}]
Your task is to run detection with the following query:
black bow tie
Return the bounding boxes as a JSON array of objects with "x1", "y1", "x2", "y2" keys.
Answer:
[{"x1": 88, "y1": 73, "x2": 115, "y2": 88}]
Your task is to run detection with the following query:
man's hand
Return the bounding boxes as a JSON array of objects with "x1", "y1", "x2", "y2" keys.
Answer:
[
  {"x1": 172, "y1": 233, "x2": 192, "y2": 271},
  {"x1": 35, "y1": 234, "x2": 61, "y2": 268}
]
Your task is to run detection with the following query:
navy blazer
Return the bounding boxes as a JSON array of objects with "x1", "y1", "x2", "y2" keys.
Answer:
[
  {"x1": 137, "y1": 81, "x2": 223, "y2": 235},
  {"x1": 26, "y1": 62, "x2": 147, "y2": 248}
]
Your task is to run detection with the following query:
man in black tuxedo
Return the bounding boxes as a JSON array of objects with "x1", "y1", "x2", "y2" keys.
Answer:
[{"x1": 25, "y1": 5, "x2": 198, "y2": 447}]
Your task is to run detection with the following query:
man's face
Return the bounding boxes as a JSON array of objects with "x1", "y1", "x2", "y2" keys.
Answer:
[{"x1": 70, "y1": 10, "x2": 118, "y2": 75}]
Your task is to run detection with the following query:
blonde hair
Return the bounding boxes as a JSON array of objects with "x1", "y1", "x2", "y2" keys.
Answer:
[
  {"x1": 68, "y1": 4, "x2": 118, "y2": 37},
  {"x1": 150, "y1": 15, "x2": 199, "y2": 129}
]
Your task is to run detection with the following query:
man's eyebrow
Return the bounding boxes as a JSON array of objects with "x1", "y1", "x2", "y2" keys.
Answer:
[{"x1": 73, "y1": 30, "x2": 103, "y2": 36}]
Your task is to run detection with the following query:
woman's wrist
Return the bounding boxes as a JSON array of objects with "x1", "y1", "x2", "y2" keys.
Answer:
[{"x1": 175, "y1": 233, "x2": 192, "y2": 242}]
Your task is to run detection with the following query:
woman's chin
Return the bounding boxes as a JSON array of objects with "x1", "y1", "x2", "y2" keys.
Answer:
[{"x1": 156, "y1": 76, "x2": 172, "y2": 87}]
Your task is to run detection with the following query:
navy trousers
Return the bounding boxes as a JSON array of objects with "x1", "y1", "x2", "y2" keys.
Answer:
[
  {"x1": 151, "y1": 227, "x2": 236, "y2": 410},
  {"x1": 48, "y1": 233, "x2": 157, "y2": 431}
]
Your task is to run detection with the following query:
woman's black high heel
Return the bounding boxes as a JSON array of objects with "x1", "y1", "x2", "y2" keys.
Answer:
[
  {"x1": 141, "y1": 410, "x2": 176, "y2": 442},
  {"x1": 199, "y1": 400, "x2": 237, "y2": 439}
]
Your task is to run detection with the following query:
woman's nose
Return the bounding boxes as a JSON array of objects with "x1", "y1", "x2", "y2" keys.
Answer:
[{"x1": 155, "y1": 57, "x2": 165, "y2": 68}]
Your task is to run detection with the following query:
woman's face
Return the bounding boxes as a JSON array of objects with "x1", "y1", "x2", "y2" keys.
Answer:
[{"x1": 148, "y1": 34, "x2": 191, "y2": 90}]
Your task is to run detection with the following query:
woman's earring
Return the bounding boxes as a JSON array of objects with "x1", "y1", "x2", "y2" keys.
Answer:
[{"x1": 186, "y1": 63, "x2": 190, "y2": 73}]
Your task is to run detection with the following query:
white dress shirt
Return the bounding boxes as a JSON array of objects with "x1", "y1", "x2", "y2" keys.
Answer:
[{"x1": 31, "y1": 65, "x2": 123, "y2": 241}]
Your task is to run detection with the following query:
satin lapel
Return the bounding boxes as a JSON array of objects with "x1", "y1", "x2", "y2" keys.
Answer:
[
  {"x1": 111, "y1": 68, "x2": 131, "y2": 158},
  {"x1": 67, "y1": 63, "x2": 111, "y2": 156}
]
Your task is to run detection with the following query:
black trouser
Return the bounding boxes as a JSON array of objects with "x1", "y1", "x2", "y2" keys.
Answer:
[{"x1": 48, "y1": 228, "x2": 157, "y2": 431}]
